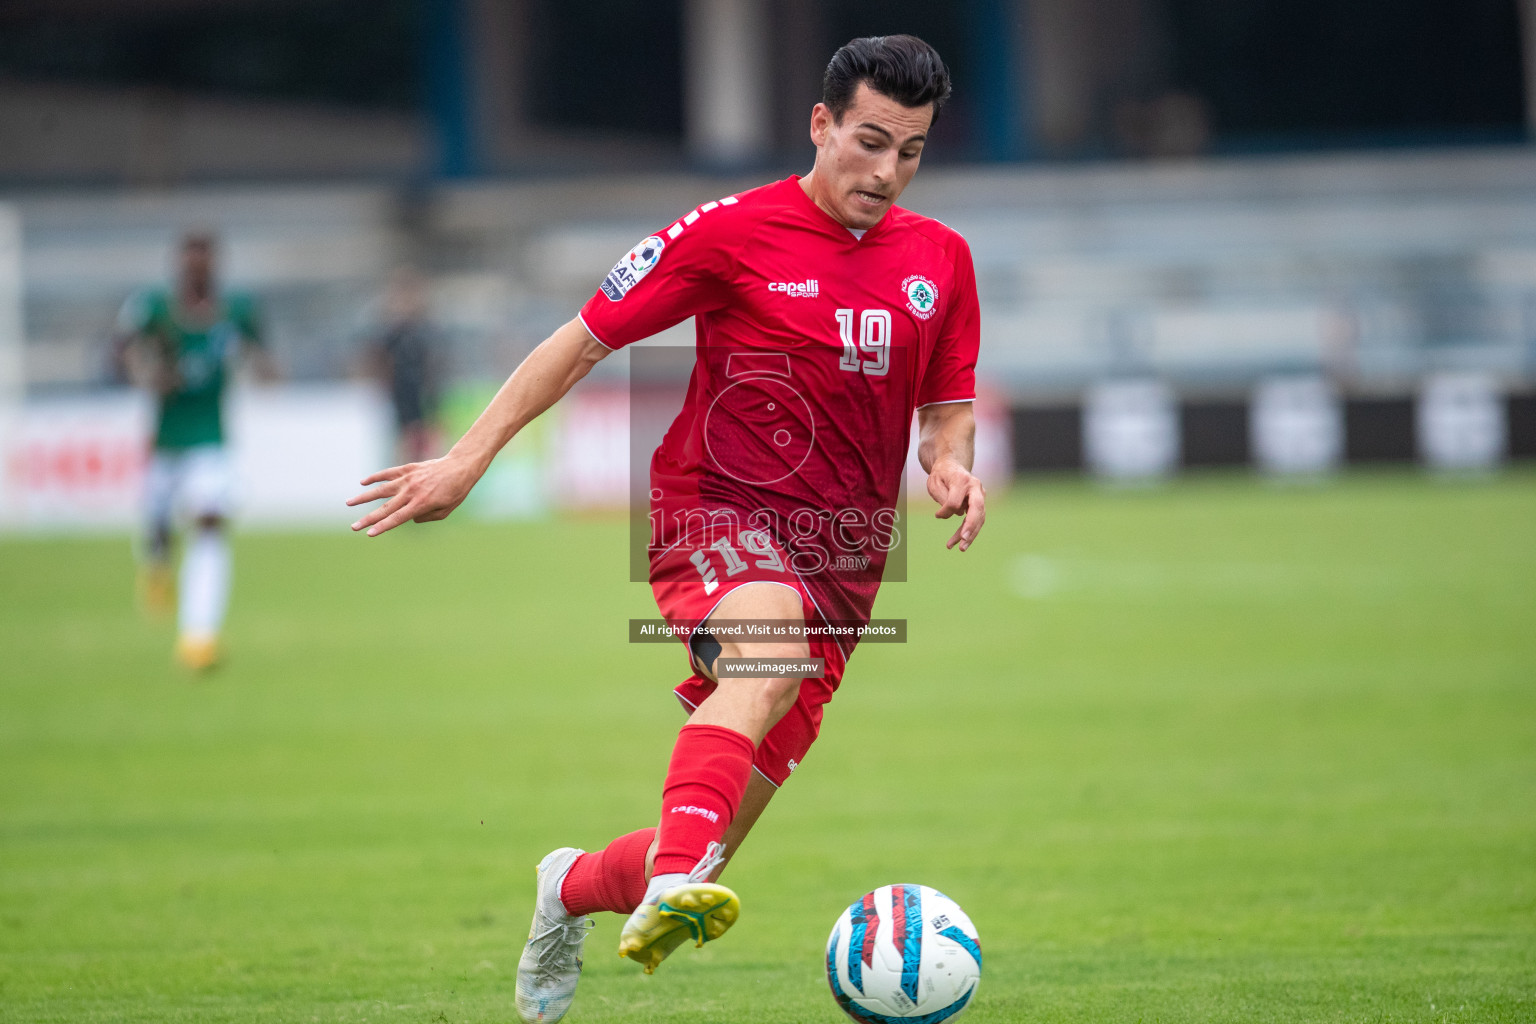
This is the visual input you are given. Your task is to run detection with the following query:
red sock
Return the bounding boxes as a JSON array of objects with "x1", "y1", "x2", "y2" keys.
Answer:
[
  {"x1": 652, "y1": 723, "x2": 755, "y2": 876},
  {"x1": 559, "y1": 828, "x2": 655, "y2": 916}
]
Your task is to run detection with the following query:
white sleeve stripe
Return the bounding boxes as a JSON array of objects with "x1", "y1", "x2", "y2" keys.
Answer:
[
  {"x1": 915, "y1": 396, "x2": 975, "y2": 409},
  {"x1": 700, "y1": 200, "x2": 719, "y2": 213},
  {"x1": 666, "y1": 222, "x2": 685, "y2": 239},
  {"x1": 576, "y1": 311, "x2": 617, "y2": 351},
  {"x1": 720, "y1": 196, "x2": 739, "y2": 205}
]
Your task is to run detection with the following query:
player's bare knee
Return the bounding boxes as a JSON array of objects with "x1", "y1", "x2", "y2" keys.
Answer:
[
  {"x1": 755, "y1": 662, "x2": 806, "y2": 723},
  {"x1": 712, "y1": 635, "x2": 805, "y2": 724},
  {"x1": 718, "y1": 674, "x2": 799, "y2": 732},
  {"x1": 762, "y1": 674, "x2": 801, "y2": 723}
]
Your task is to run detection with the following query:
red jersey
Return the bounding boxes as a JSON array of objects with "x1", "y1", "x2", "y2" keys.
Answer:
[{"x1": 579, "y1": 176, "x2": 980, "y2": 630}]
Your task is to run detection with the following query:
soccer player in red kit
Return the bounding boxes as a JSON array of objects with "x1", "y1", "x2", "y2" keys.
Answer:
[{"x1": 348, "y1": 35, "x2": 985, "y2": 1023}]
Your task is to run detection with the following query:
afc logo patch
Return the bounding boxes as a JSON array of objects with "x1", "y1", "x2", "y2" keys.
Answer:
[
  {"x1": 601, "y1": 235, "x2": 666, "y2": 301},
  {"x1": 901, "y1": 274, "x2": 939, "y2": 320}
]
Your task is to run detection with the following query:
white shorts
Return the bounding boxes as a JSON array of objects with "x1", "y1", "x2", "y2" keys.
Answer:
[{"x1": 146, "y1": 445, "x2": 235, "y2": 524}]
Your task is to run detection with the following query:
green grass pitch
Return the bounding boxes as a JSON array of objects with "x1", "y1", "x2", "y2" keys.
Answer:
[{"x1": 2, "y1": 471, "x2": 1533, "y2": 1023}]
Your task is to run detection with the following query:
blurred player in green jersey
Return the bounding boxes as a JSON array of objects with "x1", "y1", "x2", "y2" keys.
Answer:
[{"x1": 114, "y1": 232, "x2": 270, "y2": 670}]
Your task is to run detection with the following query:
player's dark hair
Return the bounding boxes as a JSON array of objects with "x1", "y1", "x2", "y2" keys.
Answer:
[{"x1": 822, "y1": 35, "x2": 952, "y2": 125}]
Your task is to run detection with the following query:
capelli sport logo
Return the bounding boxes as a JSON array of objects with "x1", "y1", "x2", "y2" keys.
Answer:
[
  {"x1": 768, "y1": 279, "x2": 819, "y2": 298},
  {"x1": 902, "y1": 275, "x2": 939, "y2": 319}
]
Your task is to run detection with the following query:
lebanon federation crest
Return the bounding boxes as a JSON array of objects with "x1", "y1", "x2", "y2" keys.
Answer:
[{"x1": 901, "y1": 274, "x2": 939, "y2": 320}]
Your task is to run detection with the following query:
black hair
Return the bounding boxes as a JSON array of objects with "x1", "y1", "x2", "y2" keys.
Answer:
[{"x1": 822, "y1": 35, "x2": 952, "y2": 125}]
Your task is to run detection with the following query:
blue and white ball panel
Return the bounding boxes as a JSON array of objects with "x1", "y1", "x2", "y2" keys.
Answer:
[{"x1": 825, "y1": 884, "x2": 982, "y2": 1023}]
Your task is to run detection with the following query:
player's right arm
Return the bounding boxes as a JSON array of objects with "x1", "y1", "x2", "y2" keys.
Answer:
[
  {"x1": 110, "y1": 289, "x2": 173, "y2": 393},
  {"x1": 347, "y1": 316, "x2": 609, "y2": 537},
  {"x1": 352, "y1": 193, "x2": 738, "y2": 536}
]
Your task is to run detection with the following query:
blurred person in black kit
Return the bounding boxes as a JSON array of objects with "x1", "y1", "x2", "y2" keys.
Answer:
[{"x1": 368, "y1": 268, "x2": 443, "y2": 463}]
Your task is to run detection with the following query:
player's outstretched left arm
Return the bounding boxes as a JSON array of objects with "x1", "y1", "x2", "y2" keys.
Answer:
[
  {"x1": 917, "y1": 401, "x2": 986, "y2": 552},
  {"x1": 347, "y1": 317, "x2": 609, "y2": 537}
]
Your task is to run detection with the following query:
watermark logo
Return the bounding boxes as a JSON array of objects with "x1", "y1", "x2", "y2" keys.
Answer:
[
  {"x1": 703, "y1": 353, "x2": 816, "y2": 486},
  {"x1": 628, "y1": 345, "x2": 910, "y2": 587}
]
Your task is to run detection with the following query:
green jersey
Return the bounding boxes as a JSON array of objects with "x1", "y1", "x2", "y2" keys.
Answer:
[{"x1": 118, "y1": 288, "x2": 262, "y2": 450}]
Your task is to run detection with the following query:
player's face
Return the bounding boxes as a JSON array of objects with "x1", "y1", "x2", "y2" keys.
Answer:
[
  {"x1": 180, "y1": 239, "x2": 215, "y2": 293},
  {"x1": 806, "y1": 82, "x2": 932, "y2": 231}
]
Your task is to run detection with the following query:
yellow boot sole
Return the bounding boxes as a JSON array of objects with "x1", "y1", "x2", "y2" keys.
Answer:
[{"x1": 617, "y1": 883, "x2": 739, "y2": 974}]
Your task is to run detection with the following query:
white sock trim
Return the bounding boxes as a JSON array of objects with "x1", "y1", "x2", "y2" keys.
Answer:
[
  {"x1": 543, "y1": 848, "x2": 585, "y2": 920},
  {"x1": 642, "y1": 872, "x2": 687, "y2": 905}
]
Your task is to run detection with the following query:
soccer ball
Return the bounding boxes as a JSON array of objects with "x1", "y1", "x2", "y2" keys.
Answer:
[{"x1": 825, "y1": 884, "x2": 982, "y2": 1023}]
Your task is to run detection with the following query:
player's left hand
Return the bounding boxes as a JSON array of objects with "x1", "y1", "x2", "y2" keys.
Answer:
[{"x1": 927, "y1": 459, "x2": 985, "y2": 552}]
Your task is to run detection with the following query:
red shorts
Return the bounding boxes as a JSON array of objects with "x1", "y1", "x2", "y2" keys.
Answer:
[{"x1": 650, "y1": 524, "x2": 847, "y2": 787}]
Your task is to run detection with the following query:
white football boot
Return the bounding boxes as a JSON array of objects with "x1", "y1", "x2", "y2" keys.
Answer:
[
  {"x1": 616, "y1": 842, "x2": 738, "y2": 974},
  {"x1": 515, "y1": 847, "x2": 594, "y2": 1023}
]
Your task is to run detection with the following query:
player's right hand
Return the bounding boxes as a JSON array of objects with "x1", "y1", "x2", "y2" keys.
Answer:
[{"x1": 346, "y1": 455, "x2": 482, "y2": 537}]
